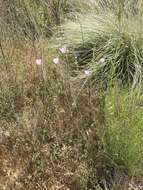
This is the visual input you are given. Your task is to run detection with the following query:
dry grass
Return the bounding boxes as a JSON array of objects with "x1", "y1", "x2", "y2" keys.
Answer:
[
  {"x1": 0, "y1": 37, "x2": 142, "y2": 190},
  {"x1": 0, "y1": 38, "x2": 101, "y2": 190},
  {"x1": 1, "y1": 1, "x2": 143, "y2": 190}
]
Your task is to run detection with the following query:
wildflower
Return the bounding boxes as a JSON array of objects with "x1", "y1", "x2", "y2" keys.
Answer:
[
  {"x1": 99, "y1": 57, "x2": 106, "y2": 64},
  {"x1": 53, "y1": 57, "x2": 60, "y2": 64},
  {"x1": 36, "y1": 58, "x2": 43, "y2": 65},
  {"x1": 84, "y1": 70, "x2": 92, "y2": 76},
  {"x1": 59, "y1": 46, "x2": 69, "y2": 54},
  {"x1": 90, "y1": 0, "x2": 96, "y2": 5}
]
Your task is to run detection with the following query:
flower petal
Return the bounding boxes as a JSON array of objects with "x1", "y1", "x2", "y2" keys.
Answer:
[{"x1": 53, "y1": 58, "x2": 60, "y2": 64}]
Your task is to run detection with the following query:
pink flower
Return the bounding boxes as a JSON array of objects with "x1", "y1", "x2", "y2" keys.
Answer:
[
  {"x1": 84, "y1": 70, "x2": 92, "y2": 76},
  {"x1": 36, "y1": 58, "x2": 43, "y2": 65},
  {"x1": 59, "y1": 46, "x2": 69, "y2": 54},
  {"x1": 53, "y1": 57, "x2": 60, "y2": 64}
]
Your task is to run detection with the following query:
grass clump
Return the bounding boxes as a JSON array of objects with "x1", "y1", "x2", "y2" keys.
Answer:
[
  {"x1": 104, "y1": 87, "x2": 143, "y2": 176},
  {"x1": 1, "y1": 0, "x2": 93, "y2": 39},
  {"x1": 63, "y1": 11, "x2": 143, "y2": 88}
]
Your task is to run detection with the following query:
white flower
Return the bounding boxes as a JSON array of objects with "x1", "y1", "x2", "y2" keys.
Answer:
[
  {"x1": 99, "y1": 57, "x2": 106, "y2": 64},
  {"x1": 53, "y1": 57, "x2": 60, "y2": 64},
  {"x1": 59, "y1": 46, "x2": 69, "y2": 54},
  {"x1": 90, "y1": 0, "x2": 96, "y2": 4},
  {"x1": 84, "y1": 70, "x2": 92, "y2": 76}
]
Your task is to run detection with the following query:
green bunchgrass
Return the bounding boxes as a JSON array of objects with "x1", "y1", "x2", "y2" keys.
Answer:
[
  {"x1": 104, "y1": 87, "x2": 143, "y2": 176},
  {"x1": 63, "y1": 11, "x2": 143, "y2": 87}
]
